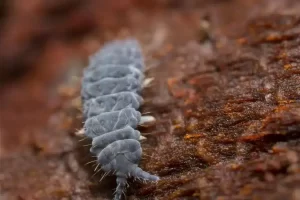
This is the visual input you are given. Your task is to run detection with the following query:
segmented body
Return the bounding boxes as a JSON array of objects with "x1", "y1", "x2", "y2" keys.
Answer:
[{"x1": 81, "y1": 39, "x2": 159, "y2": 200}]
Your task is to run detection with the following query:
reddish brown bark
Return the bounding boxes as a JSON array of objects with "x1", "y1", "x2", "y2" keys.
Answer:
[{"x1": 0, "y1": 0, "x2": 299, "y2": 200}]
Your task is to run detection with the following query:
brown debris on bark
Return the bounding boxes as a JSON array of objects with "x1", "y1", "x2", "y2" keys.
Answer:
[{"x1": 0, "y1": 0, "x2": 300, "y2": 200}]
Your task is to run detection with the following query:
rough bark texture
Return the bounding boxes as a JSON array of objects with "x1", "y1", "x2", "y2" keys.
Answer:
[{"x1": 0, "y1": 0, "x2": 300, "y2": 200}]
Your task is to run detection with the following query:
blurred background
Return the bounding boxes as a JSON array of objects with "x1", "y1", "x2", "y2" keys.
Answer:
[{"x1": 0, "y1": 0, "x2": 299, "y2": 200}]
